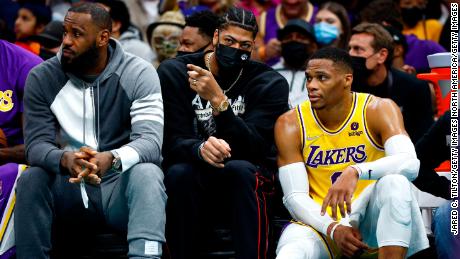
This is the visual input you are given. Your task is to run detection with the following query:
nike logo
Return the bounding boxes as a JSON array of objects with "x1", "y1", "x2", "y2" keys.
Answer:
[{"x1": 306, "y1": 135, "x2": 321, "y2": 141}]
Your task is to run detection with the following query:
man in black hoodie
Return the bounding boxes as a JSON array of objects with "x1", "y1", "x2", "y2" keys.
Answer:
[{"x1": 158, "y1": 7, "x2": 289, "y2": 259}]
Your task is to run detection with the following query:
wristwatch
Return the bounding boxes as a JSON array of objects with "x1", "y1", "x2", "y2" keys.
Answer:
[
  {"x1": 111, "y1": 150, "x2": 122, "y2": 172},
  {"x1": 211, "y1": 96, "x2": 230, "y2": 113}
]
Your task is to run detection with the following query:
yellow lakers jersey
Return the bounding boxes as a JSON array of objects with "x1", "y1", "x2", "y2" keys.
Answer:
[{"x1": 296, "y1": 92, "x2": 384, "y2": 217}]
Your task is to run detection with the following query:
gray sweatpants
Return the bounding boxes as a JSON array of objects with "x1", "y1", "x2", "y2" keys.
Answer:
[{"x1": 14, "y1": 163, "x2": 166, "y2": 259}]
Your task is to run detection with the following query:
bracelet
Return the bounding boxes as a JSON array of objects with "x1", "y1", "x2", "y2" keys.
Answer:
[
  {"x1": 329, "y1": 223, "x2": 340, "y2": 241},
  {"x1": 350, "y1": 165, "x2": 362, "y2": 178}
]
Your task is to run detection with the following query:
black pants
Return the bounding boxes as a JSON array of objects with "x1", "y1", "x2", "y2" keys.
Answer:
[{"x1": 164, "y1": 160, "x2": 274, "y2": 259}]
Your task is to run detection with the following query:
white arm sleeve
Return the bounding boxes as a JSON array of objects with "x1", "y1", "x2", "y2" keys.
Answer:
[
  {"x1": 353, "y1": 134, "x2": 420, "y2": 181},
  {"x1": 279, "y1": 162, "x2": 334, "y2": 235}
]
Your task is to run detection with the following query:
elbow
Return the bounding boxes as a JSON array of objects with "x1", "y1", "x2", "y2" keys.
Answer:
[{"x1": 398, "y1": 157, "x2": 420, "y2": 181}]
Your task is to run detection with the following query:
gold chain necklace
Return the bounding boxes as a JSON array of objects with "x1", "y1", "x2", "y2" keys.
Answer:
[{"x1": 205, "y1": 52, "x2": 243, "y2": 95}]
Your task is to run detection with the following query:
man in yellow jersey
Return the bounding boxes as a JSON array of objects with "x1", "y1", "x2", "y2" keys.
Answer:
[{"x1": 274, "y1": 47, "x2": 429, "y2": 259}]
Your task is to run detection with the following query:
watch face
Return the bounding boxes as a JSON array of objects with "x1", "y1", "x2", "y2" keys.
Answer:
[
  {"x1": 220, "y1": 100, "x2": 229, "y2": 111},
  {"x1": 112, "y1": 157, "x2": 121, "y2": 170}
]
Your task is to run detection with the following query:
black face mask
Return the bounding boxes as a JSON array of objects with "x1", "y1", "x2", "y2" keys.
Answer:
[
  {"x1": 176, "y1": 42, "x2": 211, "y2": 57},
  {"x1": 281, "y1": 41, "x2": 310, "y2": 70},
  {"x1": 215, "y1": 43, "x2": 251, "y2": 71},
  {"x1": 350, "y1": 56, "x2": 373, "y2": 91},
  {"x1": 401, "y1": 7, "x2": 424, "y2": 28}
]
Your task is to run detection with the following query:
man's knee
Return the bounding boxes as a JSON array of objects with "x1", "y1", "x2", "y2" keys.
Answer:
[
  {"x1": 376, "y1": 175, "x2": 412, "y2": 226},
  {"x1": 164, "y1": 163, "x2": 195, "y2": 190},
  {"x1": 128, "y1": 163, "x2": 165, "y2": 190},
  {"x1": 223, "y1": 160, "x2": 256, "y2": 185},
  {"x1": 376, "y1": 174, "x2": 411, "y2": 199}
]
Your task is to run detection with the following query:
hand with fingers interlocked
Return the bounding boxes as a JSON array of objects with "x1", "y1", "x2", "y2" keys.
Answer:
[
  {"x1": 187, "y1": 64, "x2": 227, "y2": 108},
  {"x1": 61, "y1": 146, "x2": 114, "y2": 185},
  {"x1": 199, "y1": 136, "x2": 231, "y2": 168}
]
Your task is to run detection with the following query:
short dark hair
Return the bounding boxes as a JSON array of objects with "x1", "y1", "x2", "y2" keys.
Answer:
[
  {"x1": 218, "y1": 7, "x2": 258, "y2": 38},
  {"x1": 96, "y1": 0, "x2": 131, "y2": 34},
  {"x1": 351, "y1": 22, "x2": 394, "y2": 67},
  {"x1": 308, "y1": 47, "x2": 353, "y2": 73},
  {"x1": 359, "y1": 0, "x2": 403, "y2": 31},
  {"x1": 185, "y1": 10, "x2": 219, "y2": 40},
  {"x1": 21, "y1": 3, "x2": 52, "y2": 26},
  {"x1": 68, "y1": 2, "x2": 112, "y2": 32}
]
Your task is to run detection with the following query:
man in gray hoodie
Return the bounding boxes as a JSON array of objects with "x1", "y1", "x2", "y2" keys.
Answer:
[{"x1": 15, "y1": 3, "x2": 166, "y2": 258}]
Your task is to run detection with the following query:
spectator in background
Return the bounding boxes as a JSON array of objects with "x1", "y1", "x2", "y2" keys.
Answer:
[
  {"x1": 177, "y1": 10, "x2": 219, "y2": 55},
  {"x1": 256, "y1": 0, "x2": 318, "y2": 65},
  {"x1": 399, "y1": 0, "x2": 443, "y2": 42},
  {"x1": 0, "y1": 39, "x2": 42, "y2": 180},
  {"x1": 272, "y1": 19, "x2": 317, "y2": 107},
  {"x1": 314, "y1": 1, "x2": 350, "y2": 50},
  {"x1": 158, "y1": 7, "x2": 289, "y2": 258},
  {"x1": 348, "y1": 22, "x2": 433, "y2": 143},
  {"x1": 359, "y1": 0, "x2": 445, "y2": 73},
  {"x1": 121, "y1": 0, "x2": 161, "y2": 41},
  {"x1": 32, "y1": 20, "x2": 63, "y2": 60},
  {"x1": 161, "y1": 0, "x2": 235, "y2": 16},
  {"x1": 98, "y1": 0, "x2": 156, "y2": 63},
  {"x1": 14, "y1": 2, "x2": 52, "y2": 55},
  {"x1": 147, "y1": 11, "x2": 185, "y2": 67},
  {"x1": 383, "y1": 25, "x2": 415, "y2": 74},
  {"x1": 237, "y1": 0, "x2": 277, "y2": 18}
]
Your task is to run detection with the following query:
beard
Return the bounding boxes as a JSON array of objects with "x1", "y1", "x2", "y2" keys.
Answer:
[{"x1": 61, "y1": 43, "x2": 100, "y2": 74}]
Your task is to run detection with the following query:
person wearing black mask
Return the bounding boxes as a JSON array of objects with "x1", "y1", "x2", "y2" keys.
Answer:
[
  {"x1": 399, "y1": 0, "x2": 443, "y2": 42},
  {"x1": 273, "y1": 19, "x2": 317, "y2": 108},
  {"x1": 177, "y1": 10, "x2": 219, "y2": 56},
  {"x1": 348, "y1": 22, "x2": 433, "y2": 143},
  {"x1": 158, "y1": 7, "x2": 289, "y2": 259}
]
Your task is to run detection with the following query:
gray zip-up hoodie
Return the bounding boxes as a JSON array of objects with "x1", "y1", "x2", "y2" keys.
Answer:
[{"x1": 24, "y1": 39, "x2": 163, "y2": 174}]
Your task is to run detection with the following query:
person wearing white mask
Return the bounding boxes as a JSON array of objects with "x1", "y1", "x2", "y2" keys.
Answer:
[{"x1": 313, "y1": 2, "x2": 350, "y2": 50}]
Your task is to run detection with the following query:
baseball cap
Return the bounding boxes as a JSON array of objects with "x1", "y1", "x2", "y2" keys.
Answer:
[
  {"x1": 277, "y1": 19, "x2": 315, "y2": 42},
  {"x1": 32, "y1": 20, "x2": 63, "y2": 48}
]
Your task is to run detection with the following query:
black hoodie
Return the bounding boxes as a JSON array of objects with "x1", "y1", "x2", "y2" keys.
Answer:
[{"x1": 158, "y1": 52, "x2": 289, "y2": 170}]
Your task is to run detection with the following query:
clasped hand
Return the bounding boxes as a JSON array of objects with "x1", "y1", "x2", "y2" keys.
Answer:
[
  {"x1": 200, "y1": 136, "x2": 231, "y2": 168},
  {"x1": 61, "y1": 146, "x2": 113, "y2": 185}
]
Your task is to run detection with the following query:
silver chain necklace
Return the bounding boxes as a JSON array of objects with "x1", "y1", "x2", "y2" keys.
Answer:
[{"x1": 205, "y1": 52, "x2": 243, "y2": 94}]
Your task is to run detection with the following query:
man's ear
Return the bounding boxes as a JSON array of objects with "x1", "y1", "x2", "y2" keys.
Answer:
[
  {"x1": 212, "y1": 29, "x2": 219, "y2": 47},
  {"x1": 344, "y1": 73, "x2": 353, "y2": 89},
  {"x1": 393, "y1": 45, "x2": 403, "y2": 58},
  {"x1": 377, "y1": 48, "x2": 389, "y2": 65},
  {"x1": 98, "y1": 29, "x2": 111, "y2": 47}
]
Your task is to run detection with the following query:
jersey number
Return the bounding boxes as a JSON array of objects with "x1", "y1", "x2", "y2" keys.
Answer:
[{"x1": 331, "y1": 171, "x2": 342, "y2": 184}]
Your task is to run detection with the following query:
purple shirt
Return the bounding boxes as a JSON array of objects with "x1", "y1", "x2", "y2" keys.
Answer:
[
  {"x1": 404, "y1": 34, "x2": 446, "y2": 72},
  {"x1": 0, "y1": 40, "x2": 42, "y2": 146}
]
